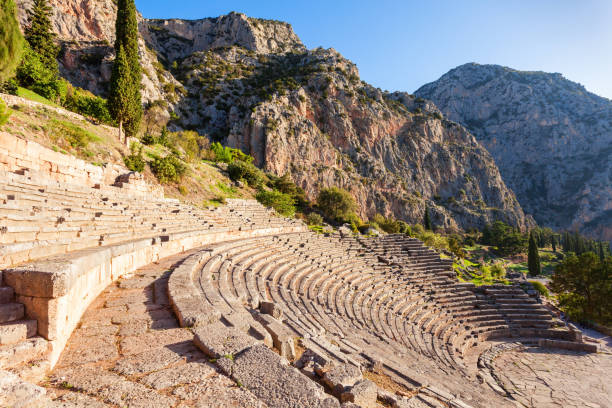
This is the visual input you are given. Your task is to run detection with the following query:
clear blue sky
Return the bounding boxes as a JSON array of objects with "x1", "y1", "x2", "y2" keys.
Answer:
[{"x1": 135, "y1": 0, "x2": 612, "y2": 99}]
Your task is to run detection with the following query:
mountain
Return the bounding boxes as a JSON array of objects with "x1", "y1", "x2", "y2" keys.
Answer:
[
  {"x1": 416, "y1": 63, "x2": 612, "y2": 240},
  {"x1": 14, "y1": 1, "x2": 533, "y2": 231}
]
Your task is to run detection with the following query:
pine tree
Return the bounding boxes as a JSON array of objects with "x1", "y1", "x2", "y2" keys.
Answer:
[
  {"x1": 24, "y1": 0, "x2": 58, "y2": 75},
  {"x1": 424, "y1": 205, "x2": 432, "y2": 231},
  {"x1": 598, "y1": 242, "x2": 606, "y2": 262},
  {"x1": 0, "y1": 0, "x2": 25, "y2": 82},
  {"x1": 109, "y1": 0, "x2": 142, "y2": 143},
  {"x1": 528, "y1": 231, "x2": 541, "y2": 276},
  {"x1": 551, "y1": 235, "x2": 556, "y2": 252}
]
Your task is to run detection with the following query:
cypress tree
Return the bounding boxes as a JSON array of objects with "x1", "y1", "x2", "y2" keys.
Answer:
[
  {"x1": 551, "y1": 235, "x2": 556, "y2": 252},
  {"x1": 24, "y1": 0, "x2": 58, "y2": 75},
  {"x1": 528, "y1": 231, "x2": 541, "y2": 276},
  {"x1": 0, "y1": 0, "x2": 25, "y2": 82},
  {"x1": 109, "y1": 0, "x2": 142, "y2": 142},
  {"x1": 424, "y1": 205, "x2": 432, "y2": 231}
]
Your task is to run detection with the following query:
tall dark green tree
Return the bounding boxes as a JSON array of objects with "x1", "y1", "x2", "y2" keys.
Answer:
[
  {"x1": 528, "y1": 231, "x2": 541, "y2": 276},
  {"x1": 0, "y1": 0, "x2": 25, "y2": 82},
  {"x1": 24, "y1": 0, "x2": 58, "y2": 75},
  {"x1": 424, "y1": 205, "x2": 432, "y2": 231},
  {"x1": 551, "y1": 235, "x2": 556, "y2": 252},
  {"x1": 109, "y1": 0, "x2": 142, "y2": 142}
]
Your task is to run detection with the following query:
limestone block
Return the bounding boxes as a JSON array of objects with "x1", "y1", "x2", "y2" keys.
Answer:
[
  {"x1": 343, "y1": 379, "x2": 378, "y2": 407},
  {"x1": 260, "y1": 301, "x2": 283, "y2": 319},
  {"x1": 193, "y1": 322, "x2": 259, "y2": 359},
  {"x1": 323, "y1": 363, "x2": 363, "y2": 396}
]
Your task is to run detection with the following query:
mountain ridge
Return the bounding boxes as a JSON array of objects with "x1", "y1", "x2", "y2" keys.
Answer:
[
  {"x1": 416, "y1": 62, "x2": 612, "y2": 240},
  {"x1": 14, "y1": 1, "x2": 534, "y2": 231}
]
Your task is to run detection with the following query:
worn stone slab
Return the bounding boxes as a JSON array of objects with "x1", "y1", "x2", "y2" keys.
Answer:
[
  {"x1": 51, "y1": 365, "x2": 176, "y2": 408},
  {"x1": 172, "y1": 373, "x2": 268, "y2": 408},
  {"x1": 113, "y1": 340, "x2": 200, "y2": 376},
  {"x1": 193, "y1": 322, "x2": 259, "y2": 358},
  {"x1": 0, "y1": 369, "x2": 49, "y2": 408},
  {"x1": 323, "y1": 363, "x2": 363, "y2": 396},
  {"x1": 50, "y1": 391, "x2": 111, "y2": 407},
  {"x1": 343, "y1": 379, "x2": 377, "y2": 408},
  {"x1": 119, "y1": 328, "x2": 194, "y2": 355},
  {"x1": 224, "y1": 344, "x2": 340, "y2": 408},
  {"x1": 139, "y1": 360, "x2": 216, "y2": 390}
]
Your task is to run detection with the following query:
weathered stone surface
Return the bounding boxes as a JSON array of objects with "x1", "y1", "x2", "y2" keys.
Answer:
[
  {"x1": 193, "y1": 321, "x2": 258, "y2": 358},
  {"x1": 260, "y1": 301, "x2": 284, "y2": 320},
  {"x1": 139, "y1": 360, "x2": 216, "y2": 390},
  {"x1": 50, "y1": 391, "x2": 111, "y2": 408},
  {"x1": 113, "y1": 341, "x2": 199, "y2": 376},
  {"x1": 172, "y1": 373, "x2": 268, "y2": 408},
  {"x1": 343, "y1": 379, "x2": 377, "y2": 408},
  {"x1": 323, "y1": 363, "x2": 363, "y2": 396},
  {"x1": 0, "y1": 369, "x2": 49, "y2": 408},
  {"x1": 226, "y1": 344, "x2": 339, "y2": 408}
]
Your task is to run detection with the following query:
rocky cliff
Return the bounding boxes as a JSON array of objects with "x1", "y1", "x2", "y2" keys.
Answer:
[
  {"x1": 15, "y1": 2, "x2": 533, "y2": 231},
  {"x1": 168, "y1": 45, "x2": 530, "y2": 230},
  {"x1": 416, "y1": 63, "x2": 612, "y2": 239}
]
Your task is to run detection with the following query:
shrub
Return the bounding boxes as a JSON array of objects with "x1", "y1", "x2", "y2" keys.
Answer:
[
  {"x1": 256, "y1": 190, "x2": 296, "y2": 217},
  {"x1": 491, "y1": 263, "x2": 506, "y2": 278},
  {"x1": 0, "y1": 99, "x2": 10, "y2": 126},
  {"x1": 228, "y1": 160, "x2": 264, "y2": 188},
  {"x1": 16, "y1": 43, "x2": 64, "y2": 102},
  {"x1": 317, "y1": 187, "x2": 357, "y2": 223},
  {"x1": 63, "y1": 84, "x2": 112, "y2": 124},
  {"x1": 210, "y1": 142, "x2": 253, "y2": 164},
  {"x1": 123, "y1": 144, "x2": 145, "y2": 172},
  {"x1": 151, "y1": 155, "x2": 186, "y2": 183},
  {"x1": 141, "y1": 133, "x2": 157, "y2": 145},
  {"x1": 529, "y1": 281, "x2": 549, "y2": 298},
  {"x1": 305, "y1": 212, "x2": 324, "y2": 226}
]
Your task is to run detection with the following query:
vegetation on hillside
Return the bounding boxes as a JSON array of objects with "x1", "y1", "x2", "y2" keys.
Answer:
[{"x1": 110, "y1": 0, "x2": 142, "y2": 141}]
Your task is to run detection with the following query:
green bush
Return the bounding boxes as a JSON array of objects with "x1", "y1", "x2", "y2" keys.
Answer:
[
  {"x1": 48, "y1": 119, "x2": 99, "y2": 148},
  {"x1": 529, "y1": 281, "x2": 549, "y2": 298},
  {"x1": 151, "y1": 155, "x2": 186, "y2": 183},
  {"x1": 63, "y1": 84, "x2": 112, "y2": 124},
  {"x1": 16, "y1": 44, "x2": 64, "y2": 102},
  {"x1": 124, "y1": 144, "x2": 145, "y2": 172},
  {"x1": 317, "y1": 187, "x2": 357, "y2": 223},
  {"x1": 256, "y1": 190, "x2": 296, "y2": 217},
  {"x1": 228, "y1": 160, "x2": 264, "y2": 188},
  {"x1": 0, "y1": 99, "x2": 11, "y2": 126},
  {"x1": 210, "y1": 142, "x2": 253, "y2": 164},
  {"x1": 141, "y1": 133, "x2": 157, "y2": 145},
  {"x1": 491, "y1": 263, "x2": 506, "y2": 278},
  {"x1": 305, "y1": 212, "x2": 323, "y2": 226}
]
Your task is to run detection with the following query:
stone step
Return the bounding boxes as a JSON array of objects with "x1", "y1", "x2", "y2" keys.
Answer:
[
  {"x1": 0, "y1": 320, "x2": 37, "y2": 346},
  {"x1": 0, "y1": 337, "x2": 48, "y2": 370},
  {"x1": 0, "y1": 303, "x2": 24, "y2": 324},
  {"x1": 0, "y1": 286, "x2": 15, "y2": 304}
]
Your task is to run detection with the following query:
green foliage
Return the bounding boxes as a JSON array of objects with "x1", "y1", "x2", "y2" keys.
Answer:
[
  {"x1": 150, "y1": 155, "x2": 186, "y2": 183},
  {"x1": 305, "y1": 212, "x2": 324, "y2": 226},
  {"x1": 528, "y1": 231, "x2": 541, "y2": 276},
  {"x1": 317, "y1": 187, "x2": 357, "y2": 223},
  {"x1": 490, "y1": 262, "x2": 506, "y2": 278},
  {"x1": 110, "y1": 0, "x2": 142, "y2": 138},
  {"x1": 481, "y1": 221, "x2": 527, "y2": 256},
  {"x1": 529, "y1": 281, "x2": 549, "y2": 298},
  {"x1": 48, "y1": 119, "x2": 99, "y2": 148},
  {"x1": 256, "y1": 190, "x2": 296, "y2": 217},
  {"x1": 141, "y1": 132, "x2": 157, "y2": 145},
  {"x1": 0, "y1": 0, "x2": 25, "y2": 82},
  {"x1": 63, "y1": 84, "x2": 112, "y2": 124},
  {"x1": 123, "y1": 144, "x2": 145, "y2": 172},
  {"x1": 550, "y1": 252, "x2": 612, "y2": 325},
  {"x1": 268, "y1": 173, "x2": 309, "y2": 210},
  {"x1": 0, "y1": 99, "x2": 10, "y2": 126},
  {"x1": 227, "y1": 160, "x2": 264, "y2": 188},
  {"x1": 424, "y1": 205, "x2": 433, "y2": 230},
  {"x1": 210, "y1": 142, "x2": 253, "y2": 164},
  {"x1": 24, "y1": 0, "x2": 58, "y2": 72},
  {"x1": 16, "y1": 43, "x2": 64, "y2": 101}
]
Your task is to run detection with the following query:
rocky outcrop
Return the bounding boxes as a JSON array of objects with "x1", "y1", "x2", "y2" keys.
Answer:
[
  {"x1": 143, "y1": 12, "x2": 305, "y2": 62},
  {"x1": 416, "y1": 63, "x2": 612, "y2": 239},
  {"x1": 172, "y1": 47, "x2": 531, "y2": 230},
  {"x1": 16, "y1": 0, "x2": 177, "y2": 105},
  {"x1": 14, "y1": 2, "x2": 532, "y2": 231}
]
